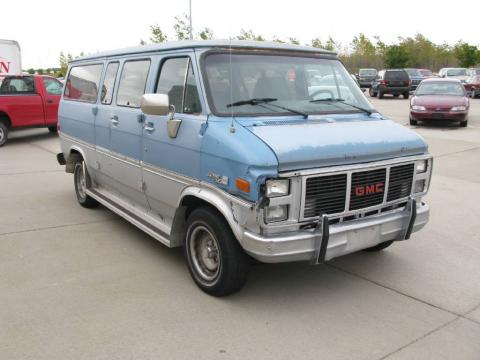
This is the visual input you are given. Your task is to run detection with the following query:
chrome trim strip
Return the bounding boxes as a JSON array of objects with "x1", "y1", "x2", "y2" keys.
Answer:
[{"x1": 60, "y1": 133, "x2": 254, "y2": 209}]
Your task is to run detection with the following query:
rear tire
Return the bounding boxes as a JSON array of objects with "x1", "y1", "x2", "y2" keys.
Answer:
[
  {"x1": 369, "y1": 88, "x2": 377, "y2": 97},
  {"x1": 185, "y1": 207, "x2": 250, "y2": 296},
  {"x1": 393, "y1": 94, "x2": 399, "y2": 98},
  {"x1": 378, "y1": 90, "x2": 384, "y2": 99},
  {"x1": 460, "y1": 120, "x2": 468, "y2": 127},
  {"x1": 364, "y1": 240, "x2": 394, "y2": 252},
  {"x1": 48, "y1": 126, "x2": 57, "y2": 133},
  {"x1": 74, "y1": 161, "x2": 99, "y2": 208},
  {"x1": 472, "y1": 90, "x2": 477, "y2": 99},
  {"x1": 403, "y1": 92, "x2": 410, "y2": 99},
  {"x1": 0, "y1": 122, "x2": 8, "y2": 147}
]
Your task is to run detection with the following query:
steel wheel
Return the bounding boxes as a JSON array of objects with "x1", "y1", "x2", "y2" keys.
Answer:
[
  {"x1": 189, "y1": 225, "x2": 221, "y2": 282},
  {"x1": 73, "y1": 161, "x2": 99, "y2": 208},
  {"x1": 75, "y1": 163, "x2": 87, "y2": 200}
]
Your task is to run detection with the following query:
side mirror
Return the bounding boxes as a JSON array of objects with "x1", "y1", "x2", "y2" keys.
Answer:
[{"x1": 141, "y1": 94, "x2": 170, "y2": 116}]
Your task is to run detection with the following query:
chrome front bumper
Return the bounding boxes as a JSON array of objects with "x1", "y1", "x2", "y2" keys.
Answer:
[{"x1": 241, "y1": 199, "x2": 429, "y2": 263}]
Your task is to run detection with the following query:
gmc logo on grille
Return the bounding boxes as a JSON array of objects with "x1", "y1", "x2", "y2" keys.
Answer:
[{"x1": 355, "y1": 183, "x2": 384, "y2": 196}]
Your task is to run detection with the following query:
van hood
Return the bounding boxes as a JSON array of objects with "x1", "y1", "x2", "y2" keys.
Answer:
[{"x1": 244, "y1": 118, "x2": 428, "y2": 172}]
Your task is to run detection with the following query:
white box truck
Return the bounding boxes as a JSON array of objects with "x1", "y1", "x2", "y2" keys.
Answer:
[{"x1": 0, "y1": 40, "x2": 22, "y2": 76}]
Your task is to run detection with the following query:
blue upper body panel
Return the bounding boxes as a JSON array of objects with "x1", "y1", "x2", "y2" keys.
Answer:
[
  {"x1": 238, "y1": 113, "x2": 428, "y2": 172},
  {"x1": 200, "y1": 116, "x2": 278, "y2": 202}
]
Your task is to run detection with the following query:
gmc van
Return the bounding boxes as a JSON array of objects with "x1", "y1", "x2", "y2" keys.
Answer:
[{"x1": 57, "y1": 40, "x2": 432, "y2": 296}]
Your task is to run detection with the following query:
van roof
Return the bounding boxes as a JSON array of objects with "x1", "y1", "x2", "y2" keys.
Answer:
[{"x1": 71, "y1": 40, "x2": 336, "y2": 63}]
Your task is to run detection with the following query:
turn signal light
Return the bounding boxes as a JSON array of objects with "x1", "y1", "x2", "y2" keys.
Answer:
[{"x1": 236, "y1": 178, "x2": 250, "y2": 193}]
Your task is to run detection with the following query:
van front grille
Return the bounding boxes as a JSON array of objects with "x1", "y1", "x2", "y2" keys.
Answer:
[
  {"x1": 304, "y1": 174, "x2": 347, "y2": 218},
  {"x1": 349, "y1": 168, "x2": 386, "y2": 210},
  {"x1": 302, "y1": 162, "x2": 415, "y2": 219},
  {"x1": 387, "y1": 164, "x2": 415, "y2": 201}
]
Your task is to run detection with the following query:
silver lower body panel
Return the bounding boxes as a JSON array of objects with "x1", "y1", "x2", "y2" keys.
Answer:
[{"x1": 241, "y1": 202, "x2": 429, "y2": 263}]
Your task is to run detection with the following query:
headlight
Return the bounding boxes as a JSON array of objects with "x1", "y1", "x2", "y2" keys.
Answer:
[
  {"x1": 265, "y1": 205, "x2": 288, "y2": 223},
  {"x1": 266, "y1": 179, "x2": 290, "y2": 198},
  {"x1": 451, "y1": 106, "x2": 467, "y2": 111},
  {"x1": 411, "y1": 105, "x2": 426, "y2": 111},
  {"x1": 416, "y1": 160, "x2": 427, "y2": 173}
]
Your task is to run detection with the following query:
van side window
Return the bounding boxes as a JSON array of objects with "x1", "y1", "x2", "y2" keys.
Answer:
[
  {"x1": 116, "y1": 60, "x2": 150, "y2": 108},
  {"x1": 184, "y1": 61, "x2": 202, "y2": 114},
  {"x1": 156, "y1": 57, "x2": 202, "y2": 114},
  {"x1": 101, "y1": 62, "x2": 119, "y2": 105},
  {"x1": 64, "y1": 64, "x2": 103, "y2": 103}
]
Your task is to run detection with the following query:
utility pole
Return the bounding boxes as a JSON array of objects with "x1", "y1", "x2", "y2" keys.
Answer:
[{"x1": 189, "y1": 0, "x2": 193, "y2": 40}]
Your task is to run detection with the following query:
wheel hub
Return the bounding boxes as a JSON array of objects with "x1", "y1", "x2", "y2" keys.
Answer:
[{"x1": 190, "y1": 225, "x2": 220, "y2": 281}]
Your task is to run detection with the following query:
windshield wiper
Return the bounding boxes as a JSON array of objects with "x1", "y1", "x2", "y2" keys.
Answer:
[
  {"x1": 227, "y1": 98, "x2": 308, "y2": 119},
  {"x1": 310, "y1": 98, "x2": 373, "y2": 115},
  {"x1": 226, "y1": 98, "x2": 277, "y2": 108}
]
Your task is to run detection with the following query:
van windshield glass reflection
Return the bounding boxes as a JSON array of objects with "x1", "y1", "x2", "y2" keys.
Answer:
[{"x1": 203, "y1": 53, "x2": 373, "y2": 116}]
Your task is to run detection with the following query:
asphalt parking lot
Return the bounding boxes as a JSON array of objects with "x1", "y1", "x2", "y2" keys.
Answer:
[{"x1": 1, "y1": 96, "x2": 480, "y2": 359}]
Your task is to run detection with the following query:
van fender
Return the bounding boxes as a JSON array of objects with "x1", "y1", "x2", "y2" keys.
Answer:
[
  {"x1": 177, "y1": 185, "x2": 255, "y2": 244},
  {"x1": 65, "y1": 145, "x2": 88, "y2": 173}
]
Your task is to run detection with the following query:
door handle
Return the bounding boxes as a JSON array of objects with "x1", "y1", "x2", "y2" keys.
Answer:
[
  {"x1": 110, "y1": 115, "x2": 119, "y2": 126},
  {"x1": 144, "y1": 122, "x2": 155, "y2": 133}
]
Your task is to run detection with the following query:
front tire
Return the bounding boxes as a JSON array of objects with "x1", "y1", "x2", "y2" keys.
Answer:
[
  {"x1": 409, "y1": 117, "x2": 418, "y2": 126},
  {"x1": 48, "y1": 126, "x2": 57, "y2": 133},
  {"x1": 460, "y1": 120, "x2": 468, "y2": 127},
  {"x1": 472, "y1": 90, "x2": 477, "y2": 99},
  {"x1": 74, "y1": 161, "x2": 99, "y2": 208},
  {"x1": 185, "y1": 207, "x2": 250, "y2": 296},
  {"x1": 364, "y1": 240, "x2": 394, "y2": 252},
  {"x1": 378, "y1": 90, "x2": 384, "y2": 99},
  {"x1": 0, "y1": 122, "x2": 8, "y2": 147},
  {"x1": 403, "y1": 92, "x2": 410, "y2": 99}
]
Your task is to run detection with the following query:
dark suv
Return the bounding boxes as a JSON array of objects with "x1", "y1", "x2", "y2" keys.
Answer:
[{"x1": 369, "y1": 69, "x2": 411, "y2": 99}]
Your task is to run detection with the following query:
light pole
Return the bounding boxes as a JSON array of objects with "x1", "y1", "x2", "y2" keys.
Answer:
[{"x1": 189, "y1": 0, "x2": 193, "y2": 40}]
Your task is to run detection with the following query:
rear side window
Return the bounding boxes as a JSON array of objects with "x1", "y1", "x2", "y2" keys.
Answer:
[
  {"x1": 385, "y1": 71, "x2": 409, "y2": 81},
  {"x1": 156, "y1": 57, "x2": 202, "y2": 114},
  {"x1": 0, "y1": 76, "x2": 35, "y2": 94},
  {"x1": 65, "y1": 64, "x2": 103, "y2": 103},
  {"x1": 116, "y1": 60, "x2": 150, "y2": 108},
  {"x1": 101, "y1": 62, "x2": 119, "y2": 105},
  {"x1": 43, "y1": 78, "x2": 63, "y2": 95}
]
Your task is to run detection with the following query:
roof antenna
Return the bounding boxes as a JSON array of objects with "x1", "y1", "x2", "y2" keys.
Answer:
[{"x1": 229, "y1": 37, "x2": 236, "y2": 133}]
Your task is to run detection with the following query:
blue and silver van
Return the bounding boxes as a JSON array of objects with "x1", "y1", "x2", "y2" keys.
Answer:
[{"x1": 57, "y1": 40, "x2": 432, "y2": 296}]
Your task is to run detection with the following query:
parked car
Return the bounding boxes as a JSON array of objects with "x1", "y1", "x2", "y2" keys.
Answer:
[
  {"x1": 410, "y1": 78, "x2": 469, "y2": 127},
  {"x1": 418, "y1": 69, "x2": 435, "y2": 78},
  {"x1": 404, "y1": 68, "x2": 424, "y2": 91},
  {"x1": 464, "y1": 75, "x2": 480, "y2": 98},
  {"x1": 438, "y1": 68, "x2": 469, "y2": 83},
  {"x1": 57, "y1": 40, "x2": 432, "y2": 296},
  {"x1": 369, "y1": 69, "x2": 411, "y2": 99},
  {"x1": 356, "y1": 68, "x2": 377, "y2": 88},
  {"x1": 466, "y1": 68, "x2": 480, "y2": 76},
  {"x1": 0, "y1": 75, "x2": 63, "y2": 146}
]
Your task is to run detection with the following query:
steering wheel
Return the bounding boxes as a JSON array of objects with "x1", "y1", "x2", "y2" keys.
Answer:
[{"x1": 310, "y1": 89, "x2": 335, "y2": 100}]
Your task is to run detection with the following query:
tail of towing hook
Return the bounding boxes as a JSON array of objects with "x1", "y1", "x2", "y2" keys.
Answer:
[{"x1": 310, "y1": 214, "x2": 330, "y2": 265}]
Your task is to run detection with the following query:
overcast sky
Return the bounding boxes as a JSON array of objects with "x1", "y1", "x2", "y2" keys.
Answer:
[{"x1": 2, "y1": 0, "x2": 479, "y2": 69}]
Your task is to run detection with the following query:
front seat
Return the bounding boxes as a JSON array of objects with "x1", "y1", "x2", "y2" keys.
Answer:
[{"x1": 253, "y1": 76, "x2": 290, "y2": 101}]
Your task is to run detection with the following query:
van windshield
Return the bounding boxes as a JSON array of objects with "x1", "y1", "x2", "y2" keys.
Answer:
[{"x1": 203, "y1": 53, "x2": 374, "y2": 116}]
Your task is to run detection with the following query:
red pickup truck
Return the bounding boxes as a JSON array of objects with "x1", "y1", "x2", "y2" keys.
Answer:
[{"x1": 0, "y1": 75, "x2": 63, "y2": 146}]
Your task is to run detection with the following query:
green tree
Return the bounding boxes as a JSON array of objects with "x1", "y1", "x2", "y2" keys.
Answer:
[
  {"x1": 454, "y1": 42, "x2": 479, "y2": 67},
  {"x1": 236, "y1": 29, "x2": 265, "y2": 41},
  {"x1": 289, "y1": 37, "x2": 300, "y2": 45},
  {"x1": 198, "y1": 27, "x2": 214, "y2": 40},
  {"x1": 384, "y1": 45, "x2": 410, "y2": 68},
  {"x1": 27, "y1": 68, "x2": 35, "y2": 74},
  {"x1": 173, "y1": 13, "x2": 191, "y2": 40},
  {"x1": 149, "y1": 24, "x2": 168, "y2": 43}
]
